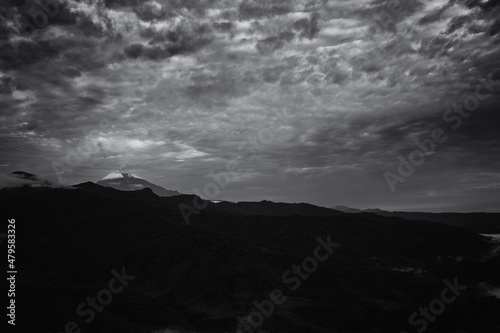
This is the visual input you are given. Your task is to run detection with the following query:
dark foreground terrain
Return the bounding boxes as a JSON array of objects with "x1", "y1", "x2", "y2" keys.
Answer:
[{"x1": 2, "y1": 183, "x2": 500, "y2": 333}]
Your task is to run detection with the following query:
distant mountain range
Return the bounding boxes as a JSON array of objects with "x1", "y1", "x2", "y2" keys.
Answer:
[
  {"x1": 2, "y1": 171, "x2": 499, "y2": 333},
  {"x1": 2, "y1": 171, "x2": 500, "y2": 233},
  {"x1": 335, "y1": 206, "x2": 500, "y2": 234},
  {"x1": 335, "y1": 205, "x2": 385, "y2": 213}
]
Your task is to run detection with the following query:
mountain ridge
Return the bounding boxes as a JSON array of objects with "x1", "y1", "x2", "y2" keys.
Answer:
[
  {"x1": 96, "y1": 170, "x2": 181, "y2": 197},
  {"x1": 2, "y1": 180, "x2": 499, "y2": 333},
  {"x1": 2, "y1": 171, "x2": 500, "y2": 232},
  {"x1": 335, "y1": 206, "x2": 500, "y2": 233}
]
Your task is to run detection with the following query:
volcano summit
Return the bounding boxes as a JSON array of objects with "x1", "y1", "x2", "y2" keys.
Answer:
[{"x1": 96, "y1": 171, "x2": 181, "y2": 197}]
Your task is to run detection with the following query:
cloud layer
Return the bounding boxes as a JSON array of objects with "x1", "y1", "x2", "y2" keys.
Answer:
[{"x1": 1, "y1": 0, "x2": 500, "y2": 211}]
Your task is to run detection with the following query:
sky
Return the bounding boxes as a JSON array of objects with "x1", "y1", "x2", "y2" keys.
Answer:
[{"x1": 1, "y1": 0, "x2": 500, "y2": 212}]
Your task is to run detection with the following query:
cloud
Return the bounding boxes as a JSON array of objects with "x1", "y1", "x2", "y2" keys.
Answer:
[
  {"x1": 0, "y1": 40, "x2": 59, "y2": 69},
  {"x1": 238, "y1": 1, "x2": 293, "y2": 20},
  {"x1": 256, "y1": 31, "x2": 295, "y2": 54},
  {"x1": 479, "y1": 282, "x2": 500, "y2": 299},
  {"x1": 293, "y1": 12, "x2": 321, "y2": 39},
  {"x1": 418, "y1": 2, "x2": 453, "y2": 26},
  {"x1": 0, "y1": 0, "x2": 499, "y2": 211},
  {"x1": 489, "y1": 18, "x2": 500, "y2": 35},
  {"x1": 0, "y1": 172, "x2": 59, "y2": 189}
]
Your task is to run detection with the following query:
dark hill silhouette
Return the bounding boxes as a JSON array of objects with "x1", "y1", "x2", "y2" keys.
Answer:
[
  {"x1": 336, "y1": 206, "x2": 500, "y2": 233},
  {"x1": 207, "y1": 200, "x2": 344, "y2": 217},
  {"x1": 2, "y1": 178, "x2": 500, "y2": 333},
  {"x1": 74, "y1": 181, "x2": 162, "y2": 202},
  {"x1": 75, "y1": 182, "x2": 345, "y2": 218}
]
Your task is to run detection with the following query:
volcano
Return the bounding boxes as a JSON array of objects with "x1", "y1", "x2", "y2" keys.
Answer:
[{"x1": 96, "y1": 171, "x2": 181, "y2": 197}]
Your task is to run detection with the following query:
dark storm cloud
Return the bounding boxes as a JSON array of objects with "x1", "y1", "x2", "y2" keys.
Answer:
[
  {"x1": 1, "y1": 0, "x2": 500, "y2": 211},
  {"x1": 1, "y1": 1, "x2": 112, "y2": 71},
  {"x1": 212, "y1": 20, "x2": 235, "y2": 38},
  {"x1": 103, "y1": 0, "x2": 226, "y2": 19},
  {"x1": 418, "y1": 2, "x2": 453, "y2": 25},
  {"x1": 180, "y1": 62, "x2": 254, "y2": 109},
  {"x1": 78, "y1": 13, "x2": 112, "y2": 38},
  {"x1": 0, "y1": 76, "x2": 14, "y2": 94},
  {"x1": 293, "y1": 12, "x2": 320, "y2": 39},
  {"x1": 445, "y1": 15, "x2": 472, "y2": 34},
  {"x1": 355, "y1": 0, "x2": 425, "y2": 32},
  {"x1": 213, "y1": 21, "x2": 233, "y2": 31},
  {"x1": 124, "y1": 43, "x2": 171, "y2": 60},
  {"x1": 133, "y1": 2, "x2": 169, "y2": 21},
  {"x1": 238, "y1": 1, "x2": 293, "y2": 20},
  {"x1": 463, "y1": 0, "x2": 500, "y2": 12},
  {"x1": 451, "y1": 0, "x2": 500, "y2": 35},
  {"x1": 256, "y1": 31, "x2": 295, "y2": 54},
  {"x1": 1, "y1": 0, "x2": 77, "y2": 28},
  {"x1": 489, "y1": 18, "x2": 500, "y2": 35},
  {"x1": 0, "y1": 40, "x2": 59, "y2": 69},
  {"x1": 370, "y1": 100, "x2": 500, "y2": 162},
  {"x1": 144, "y1": 22, "x2": 215, "y2": 55},
  {"x1": 103, "y1": 0, "x2": 142, "y2": 8}
]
